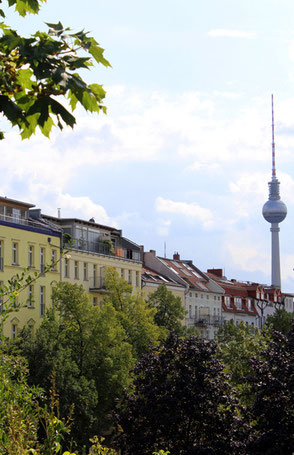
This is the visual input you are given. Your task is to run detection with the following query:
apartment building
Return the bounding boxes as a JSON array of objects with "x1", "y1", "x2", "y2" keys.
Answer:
[
  {"x1": 39, "y1": 213, "x2": 142, "y2": 305},
  {"x1": 144, "y1": 250, "x2": 224, "y2": 339},
  {"x1": 206, "y1": 269, "x2": 280, "y2": 328},
  {"x1": 0, "y1": 197, "x2": 61, "y2": 338}
]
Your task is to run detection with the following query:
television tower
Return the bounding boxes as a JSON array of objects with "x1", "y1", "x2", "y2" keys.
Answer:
[{"x1": 262, "y1": 95, "x2": 287, "y2": 288}]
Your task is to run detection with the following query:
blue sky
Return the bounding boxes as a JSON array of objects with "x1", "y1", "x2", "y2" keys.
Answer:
[{"x1": 2, "y1": 0, "x2": 294, "y2": 291}]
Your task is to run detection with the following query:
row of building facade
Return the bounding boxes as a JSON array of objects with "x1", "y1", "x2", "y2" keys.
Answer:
[{"x1": 0, "y1": 196, "x2": 293, "y2": 339}]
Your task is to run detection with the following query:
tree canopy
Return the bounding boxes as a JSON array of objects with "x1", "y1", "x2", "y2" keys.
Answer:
[
  {"x1": 265, "y1": 308, "x2": 294, "y2": 335},
  {"x1": 246, "y1": 327, "x2": 294, "y2": 455},
  {"x1": 0, "y1": 0, "x2": 110, "y2": 139},
  {"x1": 115, "y1": 332, "x2": 247, "y2": 455},
  {"x1": 147, "y1": 283, "x2": 186, "y2": 335}
]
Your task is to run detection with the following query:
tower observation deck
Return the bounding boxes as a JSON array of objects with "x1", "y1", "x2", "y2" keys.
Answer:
[{"x1": 262, "y1": 95, "x2": 287, "y2": 288}]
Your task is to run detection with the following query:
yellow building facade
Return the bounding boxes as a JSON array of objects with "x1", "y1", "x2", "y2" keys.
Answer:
[
  {"x1": 41, "y1": 215, "x2": 143, "y2": 305},
  {"x1": 0, "y1": 198, "x2": 61, "y2": 338}
]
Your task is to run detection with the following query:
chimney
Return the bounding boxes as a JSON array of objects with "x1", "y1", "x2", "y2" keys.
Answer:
[
  {"x1": 173, "y1": 252, "x2": 180, "y2": 260},
  {"x1": 207, "y1": 268, "x2": 223, "y2": 278},
  {"x1": 149, "y1": 249, "x2": 156, "y2": 256}
]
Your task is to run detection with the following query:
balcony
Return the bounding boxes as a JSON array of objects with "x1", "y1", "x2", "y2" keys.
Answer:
[
  {"x1": 89, "y1": 275, "x2": 106, "y2": 291},
  {"x1": 0, "y1": 213, "x2": 33, "y2": 227},
  {"x1": 65, "y1": 237, "x2": 142, "y2": 262},
  {"x1": 187, "y1": 315, "x2": 224, "y2": 327}
]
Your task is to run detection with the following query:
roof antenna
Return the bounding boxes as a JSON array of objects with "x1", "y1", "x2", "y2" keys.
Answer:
[
  {"x1": 164, "y1": 241, "x2": 166, "y2": 258},
  {"x1": 272, "y1": 94, "x2": 276, "y2": 179}
]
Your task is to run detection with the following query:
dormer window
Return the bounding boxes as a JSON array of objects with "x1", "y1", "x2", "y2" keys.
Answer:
[
  {"x1": 225, "y1": 296, "x2": 232, "y2": 308},
  {"x1": 234, "y1": 297, "x2": 242, "y2": 310}
]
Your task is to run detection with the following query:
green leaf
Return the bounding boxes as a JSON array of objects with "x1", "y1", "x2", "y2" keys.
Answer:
[
  {"x1": 67, "y1": 90, "x2": 78, "y2": 111},
  {"x1": 0, "y1": 95, "x2": 24, "y2": 124},
  {"x1": 20, "y1": 112, "x2": 39, "y2": 139},
  {"x1": 49, "y1": 98, "x2": 76, "y2": 128},
  {"x1": 16, "y1": 68, "x2": 34, "y2": 90},
  {"x1": 88, "y1": 41, "x2": 111, "y2": 67},
  {"x1": 11, "y1": 0, "x2": 45, "y2": 17},
  {"x1": 89, "y1": 83, "x2": 106, "y2": 100},
  {"x1": 39, "y1": 115, "x2": 54, "y2": 137}
]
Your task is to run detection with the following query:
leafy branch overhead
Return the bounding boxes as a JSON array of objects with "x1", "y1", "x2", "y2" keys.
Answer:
[{"x1": 0, "y1": 0, "x2": 111, "y2": 139}]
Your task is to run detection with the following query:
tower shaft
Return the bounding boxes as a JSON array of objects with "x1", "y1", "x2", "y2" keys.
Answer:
[{"x1": 271, "y1": 223, "x2": 281, "y2": 288}]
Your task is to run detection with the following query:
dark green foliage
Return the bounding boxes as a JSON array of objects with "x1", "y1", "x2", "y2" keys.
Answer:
[
  {"x1": 0, "y1": 0, "x2": 110, "y2": 139},
  {"x1": 246, "y1": 326, "x2": 294, "y2": 455},
  {"x1": 265, "y1": 308, "x2": 294, "y2": 335},
  {"x1": 147, "y1": 283, "x2": 186, "y2": 335},
  {"x1": 115, "y1": 332, "x2": 247, "y2": 455}
]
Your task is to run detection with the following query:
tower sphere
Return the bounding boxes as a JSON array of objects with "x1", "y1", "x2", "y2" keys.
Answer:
[{"x1": 262, "y1": 198, "x2": 287, "y2": 224}]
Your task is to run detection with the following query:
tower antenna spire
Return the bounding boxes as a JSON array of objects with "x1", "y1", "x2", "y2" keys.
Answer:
[{"x1": 272, "y1": 94, "x2": 276, "y2": 178}]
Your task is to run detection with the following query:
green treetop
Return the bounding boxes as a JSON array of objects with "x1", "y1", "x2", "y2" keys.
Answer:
[{"x1": 147, "y1": 283, "x2": 186, "y2": 335}]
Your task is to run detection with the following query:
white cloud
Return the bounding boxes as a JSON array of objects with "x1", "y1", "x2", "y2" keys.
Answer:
[
  {"x1": 207, "y1": 29, "x2": 256, "y2": 39},
  {"x1": 155, "y1": 197, "x2": 214, "y2": 229},
  {"x1": 224, "y1": 230, "x2": 269, "y2": 275},
  {"x1": 56, "y1": 194, "x2": 114, "y2": 226},
  {"x1": 157, "y1": 219, "x2": 171, "y2": 237}
]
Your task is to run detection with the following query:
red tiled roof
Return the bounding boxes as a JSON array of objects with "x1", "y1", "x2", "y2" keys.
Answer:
[
  {"x1": 142, "y1": 266, "x2": 184, "y2": 288},
  {"x1": 158, "y1": 258, "x2": 210, "y2": 291}
]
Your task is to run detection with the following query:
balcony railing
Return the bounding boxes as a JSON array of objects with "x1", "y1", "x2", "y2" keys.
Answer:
[
  {"x1": 66, "y1": 237, "x2": 141, "y2": 261},
  {"x1": 0, "y1": 213, "x2": 39, "y2": 227},
  {"x1": 89, "y1": 276, "x2": 106, "y2": 290},
  {"x1": 186, "y1": 315, "x2": 224, "y2": 327}
]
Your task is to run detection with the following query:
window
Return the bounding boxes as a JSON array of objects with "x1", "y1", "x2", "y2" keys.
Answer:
[
  {"x1": 214, "y1": 296, "x2": 216, "y2": 300},
  {"x1": 12, "y1": 242, "x2": 18, "y2": 265},
  {"x1": 93, "y1": 264, "x2": 97, "y2": 287},
  {"x1": 247, "y1": 299, "x2": 252, "y2": 311},
  {"x1": 74, "y1": 261, "x2": 79, "y2": 279},
  {"x1": 51, "y1": 249, "x2": 57, "y2": 270},
  {"x1": 201, "y1": 294, "x2": 203, "y2": 299},
  {"x1": 64, "y1": 258, "x2": 69, "y2": 278},
  {"x1": 12, "y1": 208, "x2": 21, "y2": 223},
  {"x1": 28, "y1": 245, "x2": 34, "y2": 267},
  {"x1": 0, "y1": 240, "x2": 3, "y2": 271},
  {"x1": 225, "y1": 296, "x2": 232, "y2": 308},
  {"x1": 12, "y1": 324, "x2": 17, "y2": 339},
  {"x1": 206, "y1": 295, "x2": 209, "y2": 300},
  {"x1": 28, "y1": 285, "x2": 34, "y2": 308},
  {"x1": 136, "y1": 271, "x2": 140, "y2": 287},
  {"x1": 234, "y1": 297, "x2": 242, "y2": 310},
  {"x1": 93, "y1": 297, "x2": 97, "y2": 306},
  {"x1": 121, "y1": 269, "x2": 124, "y2": 279},
  {"x1": 83, "y1": 263, "x2": 88, "y2": 281},
  {"x1": 40, "y1": 248, "x2": 45, "y2": 273},
  {"x1": 189, "y1": 292, "x2": 192, "y2": 297},
  {"x1": 195, "y1": 293, "x2": 198, "y2": 298},
  {"x1": 128, "y1": 270, "x2": 132, "y2": 285},
  {"x1": 40, "y1": 286, "x2": 45, "y2": 316},
  {"x1": 189, "y1": 305, "x2": 192, "y2": 318}
]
